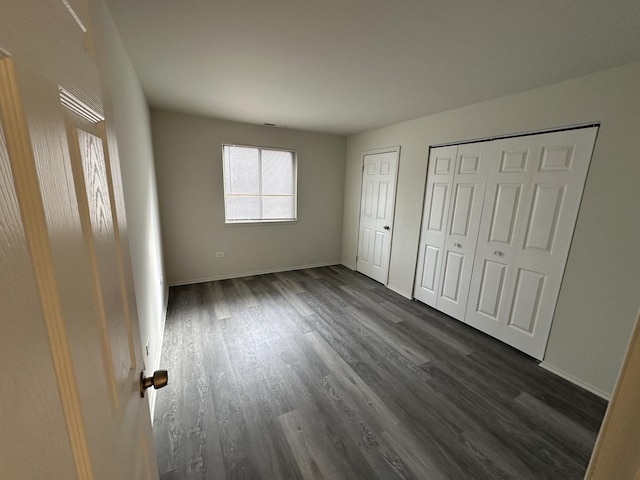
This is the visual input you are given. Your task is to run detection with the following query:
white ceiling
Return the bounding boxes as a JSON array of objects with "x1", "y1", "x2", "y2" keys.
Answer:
[{"x1": 104, "y1": 0, "x2": 640, "y2": 135}]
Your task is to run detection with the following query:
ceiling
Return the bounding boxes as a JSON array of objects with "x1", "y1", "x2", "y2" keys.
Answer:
[{"x1": 104, "y1": 0, "x2": 640, "y2": 136}]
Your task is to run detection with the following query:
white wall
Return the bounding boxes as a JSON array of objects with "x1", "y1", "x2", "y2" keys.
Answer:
[
  {"x1": 93, "y1": 1, "x2": 167, "y2": 414},
  {"x1": 152, "y1": 109, "x2": 346, "y2": 285},
  {"x1": 343, "y1": 62, "x2": 640, "y2": 396}
]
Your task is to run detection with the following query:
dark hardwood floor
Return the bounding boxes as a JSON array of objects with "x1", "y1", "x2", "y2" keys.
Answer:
[{"x1": 153, "y1": 265, "x2": 608, "y2": 480}]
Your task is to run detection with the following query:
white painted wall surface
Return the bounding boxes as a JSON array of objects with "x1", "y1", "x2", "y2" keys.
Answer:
[
  {"x1": 93, "y1": 1, "x2": 167, "y2": 416},
  {"x1": 152, "y1": 110, "x2": 346, "y2": 285},
  {"x1": 343, "y1": 63, "x2": 640, "y2": 396}
]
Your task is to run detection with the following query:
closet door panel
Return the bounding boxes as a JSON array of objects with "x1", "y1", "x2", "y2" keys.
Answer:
[
  {"x1": 476, "y1": 259, "x2": 508, "y2": 320},
  {"x1": 414, "y1": 146, "x2": 456, "y2": 306},
  {"x1": 466, "y1": 139, "x2": 530, "y2": 336},
  {"x1": 500, "y1": 127, "x2": 597, "y2": 358},
  {"x1": 435, "y1": 143, "x2": 489, "y2": 321}
]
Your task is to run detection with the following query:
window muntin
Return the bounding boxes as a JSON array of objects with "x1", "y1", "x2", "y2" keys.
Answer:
[{"x1": 222, "y1": 144, "x2": 297, "y2": 223}]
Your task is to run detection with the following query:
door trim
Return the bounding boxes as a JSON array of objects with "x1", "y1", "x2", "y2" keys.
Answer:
[{"x1": 355, "y1": 145, "x2": 401, "y2": 285}]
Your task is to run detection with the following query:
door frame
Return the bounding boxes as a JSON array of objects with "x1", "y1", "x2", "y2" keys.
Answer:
[{"x1": 355, "y1": 145, "x2": 401, "y2": 285}]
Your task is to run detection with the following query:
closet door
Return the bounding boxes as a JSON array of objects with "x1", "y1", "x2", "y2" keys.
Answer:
[
  {"x1": 466, "y1": 127, "x2": 597, "y2": 359},
  {"x1": 465, "y1": 136, "x2": 532, "y2": 338},
  {"x1": 414, "y1": 146, "x2": 456, "y2": 307},
  {"x1": 435, "y1": 143, "x2": 490, "y2": 321}
]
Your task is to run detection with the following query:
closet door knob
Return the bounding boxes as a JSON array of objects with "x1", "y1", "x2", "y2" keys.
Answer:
[
  {"x1": 140, "y1": 370, "x2": 168, "y2": 398},
  {"x1": 454, "y1": 242, "x2": 462, "y2": 248},
  {"x1": 494, "y1": 250, "x2": 503, "y2": 256}
]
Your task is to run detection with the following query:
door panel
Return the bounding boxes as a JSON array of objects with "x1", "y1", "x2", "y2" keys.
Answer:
[
  {"x1": 523, "y1": 184, "x2": 564, "y2": 252},
  {"x1": 0, "y1": 65, "x2": 79, "y2": 480},
  {"x1": 428, "y1": 183, "x2": 450, "y2": 232},
  {"x1": 357, "y1": 148, "x2": 399, "y2": 284},
  {"x1": 476, "y1": 260, "x2": 508, "y2": 320},
  {"x1": 441, "y1": 251, "x2": 465, "y2": 301},
  {"x1": 501, "y1": 128, "x2": 597, "y2": 358},
  {"x1": 435, "y1": 142, "x2": 490, "y2": 321},
  {"x1": 507, "y1": 268, "x2": 546, "y2": 334},
  {"x1": 76, "y1": 125, "x2": 134, "y2": 392},
  {"x1": 466, "y1": 137, "x2": 529, "y2": 336},
  {"x1": 419, "y1": 245, "x2": 440, "y2": 294},
  {"x1": 0, "y1": 9, "x2": 159, "y2": 476},
  {"x1": 373, "y1": 230, "x2": 385, "y2": 267},
  {"x1": 488, "y1": 184, "x2": 521, "y2": 244},
  {"x1": 413, "y1": 146, "x2": 456, "y2": 306},
  {"x1": 377, "y1": 182, "x2": 389, "y2": 217},
  {"x1": 467, "y1": 127, "x2": 597, "y2": 359},
  {"x1": 449, "y1": 184, "x2": 475, "y2": 236}
]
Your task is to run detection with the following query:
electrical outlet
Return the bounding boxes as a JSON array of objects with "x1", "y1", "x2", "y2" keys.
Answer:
[{"x1": 216, "y1": 252, "x2": 225, "y2": 257}]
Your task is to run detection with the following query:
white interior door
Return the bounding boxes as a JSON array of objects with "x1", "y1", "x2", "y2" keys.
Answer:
[
  {"x1": 434, "y1": 142, "x2": 490, "y2": 321},
  {"x1": 0, "y1": 32, "x2": 158, "y2": 480},
  {"x1": 466, "y1": 128, "x2": 597, "y2": 359},
  {"x1": 414, "y1": 145, "x2": 457, "y2": 307},
  {"x1": 356, "y1": 147, "x2": 399, "y2": 284}
]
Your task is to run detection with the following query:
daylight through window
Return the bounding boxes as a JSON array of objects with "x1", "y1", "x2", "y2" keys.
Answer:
[{"x1": 222, "y1": 144, "x2": 297, "y2": 223}]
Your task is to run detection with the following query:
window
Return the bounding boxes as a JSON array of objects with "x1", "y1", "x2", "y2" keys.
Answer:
[{"x1": 222, "y1": 144, "x2": 297, "y2": 223}]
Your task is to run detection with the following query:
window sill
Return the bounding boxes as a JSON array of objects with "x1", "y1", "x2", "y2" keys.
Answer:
[{"x1": 224, "y1": 219, "x2": 298, "y2": 227}]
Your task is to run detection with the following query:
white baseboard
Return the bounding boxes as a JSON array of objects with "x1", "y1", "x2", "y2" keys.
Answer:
[
  {"x1": 342, "y1": 262, "x2": 356, "y2": 271},
  {"x1": 168, "y1": 261, "x2": 340, "y2": 286},
  {"x1": 386, "y1": 284, "x2": 413, "y2": 300},
  {"x1": 539, "y1": 362, "x2": 611, "y2": 401}
]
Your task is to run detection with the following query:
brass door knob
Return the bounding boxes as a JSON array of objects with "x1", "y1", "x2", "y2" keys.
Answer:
[{"x1": 140, "y1": 370, "x2": 168, "y2": 398}]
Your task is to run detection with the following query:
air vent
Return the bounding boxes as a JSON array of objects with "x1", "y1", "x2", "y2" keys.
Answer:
[{"x1": 59, "y1": 87, "x2": 104, "y2": 123}]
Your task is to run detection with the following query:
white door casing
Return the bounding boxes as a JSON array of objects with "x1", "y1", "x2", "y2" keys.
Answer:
[
  {"x1": 356, "y1": 147, "x2": 400, "y2": 284},
  {"x1": 466, "y1": 128, "x2": 598, "y2": 359},
  {"x1": 0, "y1": 1, "x2": 158, "y2": 477}
]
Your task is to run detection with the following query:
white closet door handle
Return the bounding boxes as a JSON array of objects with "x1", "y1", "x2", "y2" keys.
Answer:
[
  {"x1": 494, "y1": 250, "x2": 503, "y2": 256},
  {"x1": 454, "y1": 242, "x2": 462, "y2": 248}
]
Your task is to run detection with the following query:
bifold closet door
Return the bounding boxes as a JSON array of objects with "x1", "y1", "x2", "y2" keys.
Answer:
[
  {"x1": 465, "y1": 127, "x2": 597, "y2": 359},
  {"x1": 414, "y1": 145, "x2": 456, "y2": 307},
  {"x1": 414, "y1": 142, "x2": 489, "y2": 321}
]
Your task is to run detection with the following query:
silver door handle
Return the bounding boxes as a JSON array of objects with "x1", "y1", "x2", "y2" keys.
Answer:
[
  {"x1": 383, "y1": 225, "x2": 390, "y2": 230},
  {"x1": 494, "y1": 250, "x2": 503, "y2": 256}
]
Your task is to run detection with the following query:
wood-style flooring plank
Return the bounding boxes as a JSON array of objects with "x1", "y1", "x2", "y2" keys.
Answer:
[{"x1": 154, "y1": 265, "x2": 608, "y2": 480}]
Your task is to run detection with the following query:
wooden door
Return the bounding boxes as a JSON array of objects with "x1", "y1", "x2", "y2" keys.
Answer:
[
  {"x1": 0, "y1": 21, "x2": 158, "y2": 480},
  {"x1": 466, "y1": 127, "x2": 597, "y2": 359},
  {"x1": 356, "y1": 147, "x2": 399, "y2": 284},
  {"x1": 434, "y1": 142, "x2": 490, "y2": 321},
  {"x1": 414, "y1": 145, "x2": 456, "y2": 307}
]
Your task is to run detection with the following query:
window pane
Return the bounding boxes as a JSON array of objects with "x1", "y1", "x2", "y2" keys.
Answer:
[
  {"x1": 226, "y1": 146, "x2": 259, "y2": 194},
  {"x1": 262, "y1": 150, "x2": 294, "y2": 195},
  {"x1": 225, "y1": 195, "x2": 260, "y2": 220},
  {"x1": 262, "y1": 196, "x2": 295, "y2": 219},
  {"x1": 222, "y1": 144, "x2": 297, "y2": 222}
]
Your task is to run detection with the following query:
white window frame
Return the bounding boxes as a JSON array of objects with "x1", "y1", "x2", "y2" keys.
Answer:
[{"x1": 222, "y1": 144, "x2": 298, "y2": 224}]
